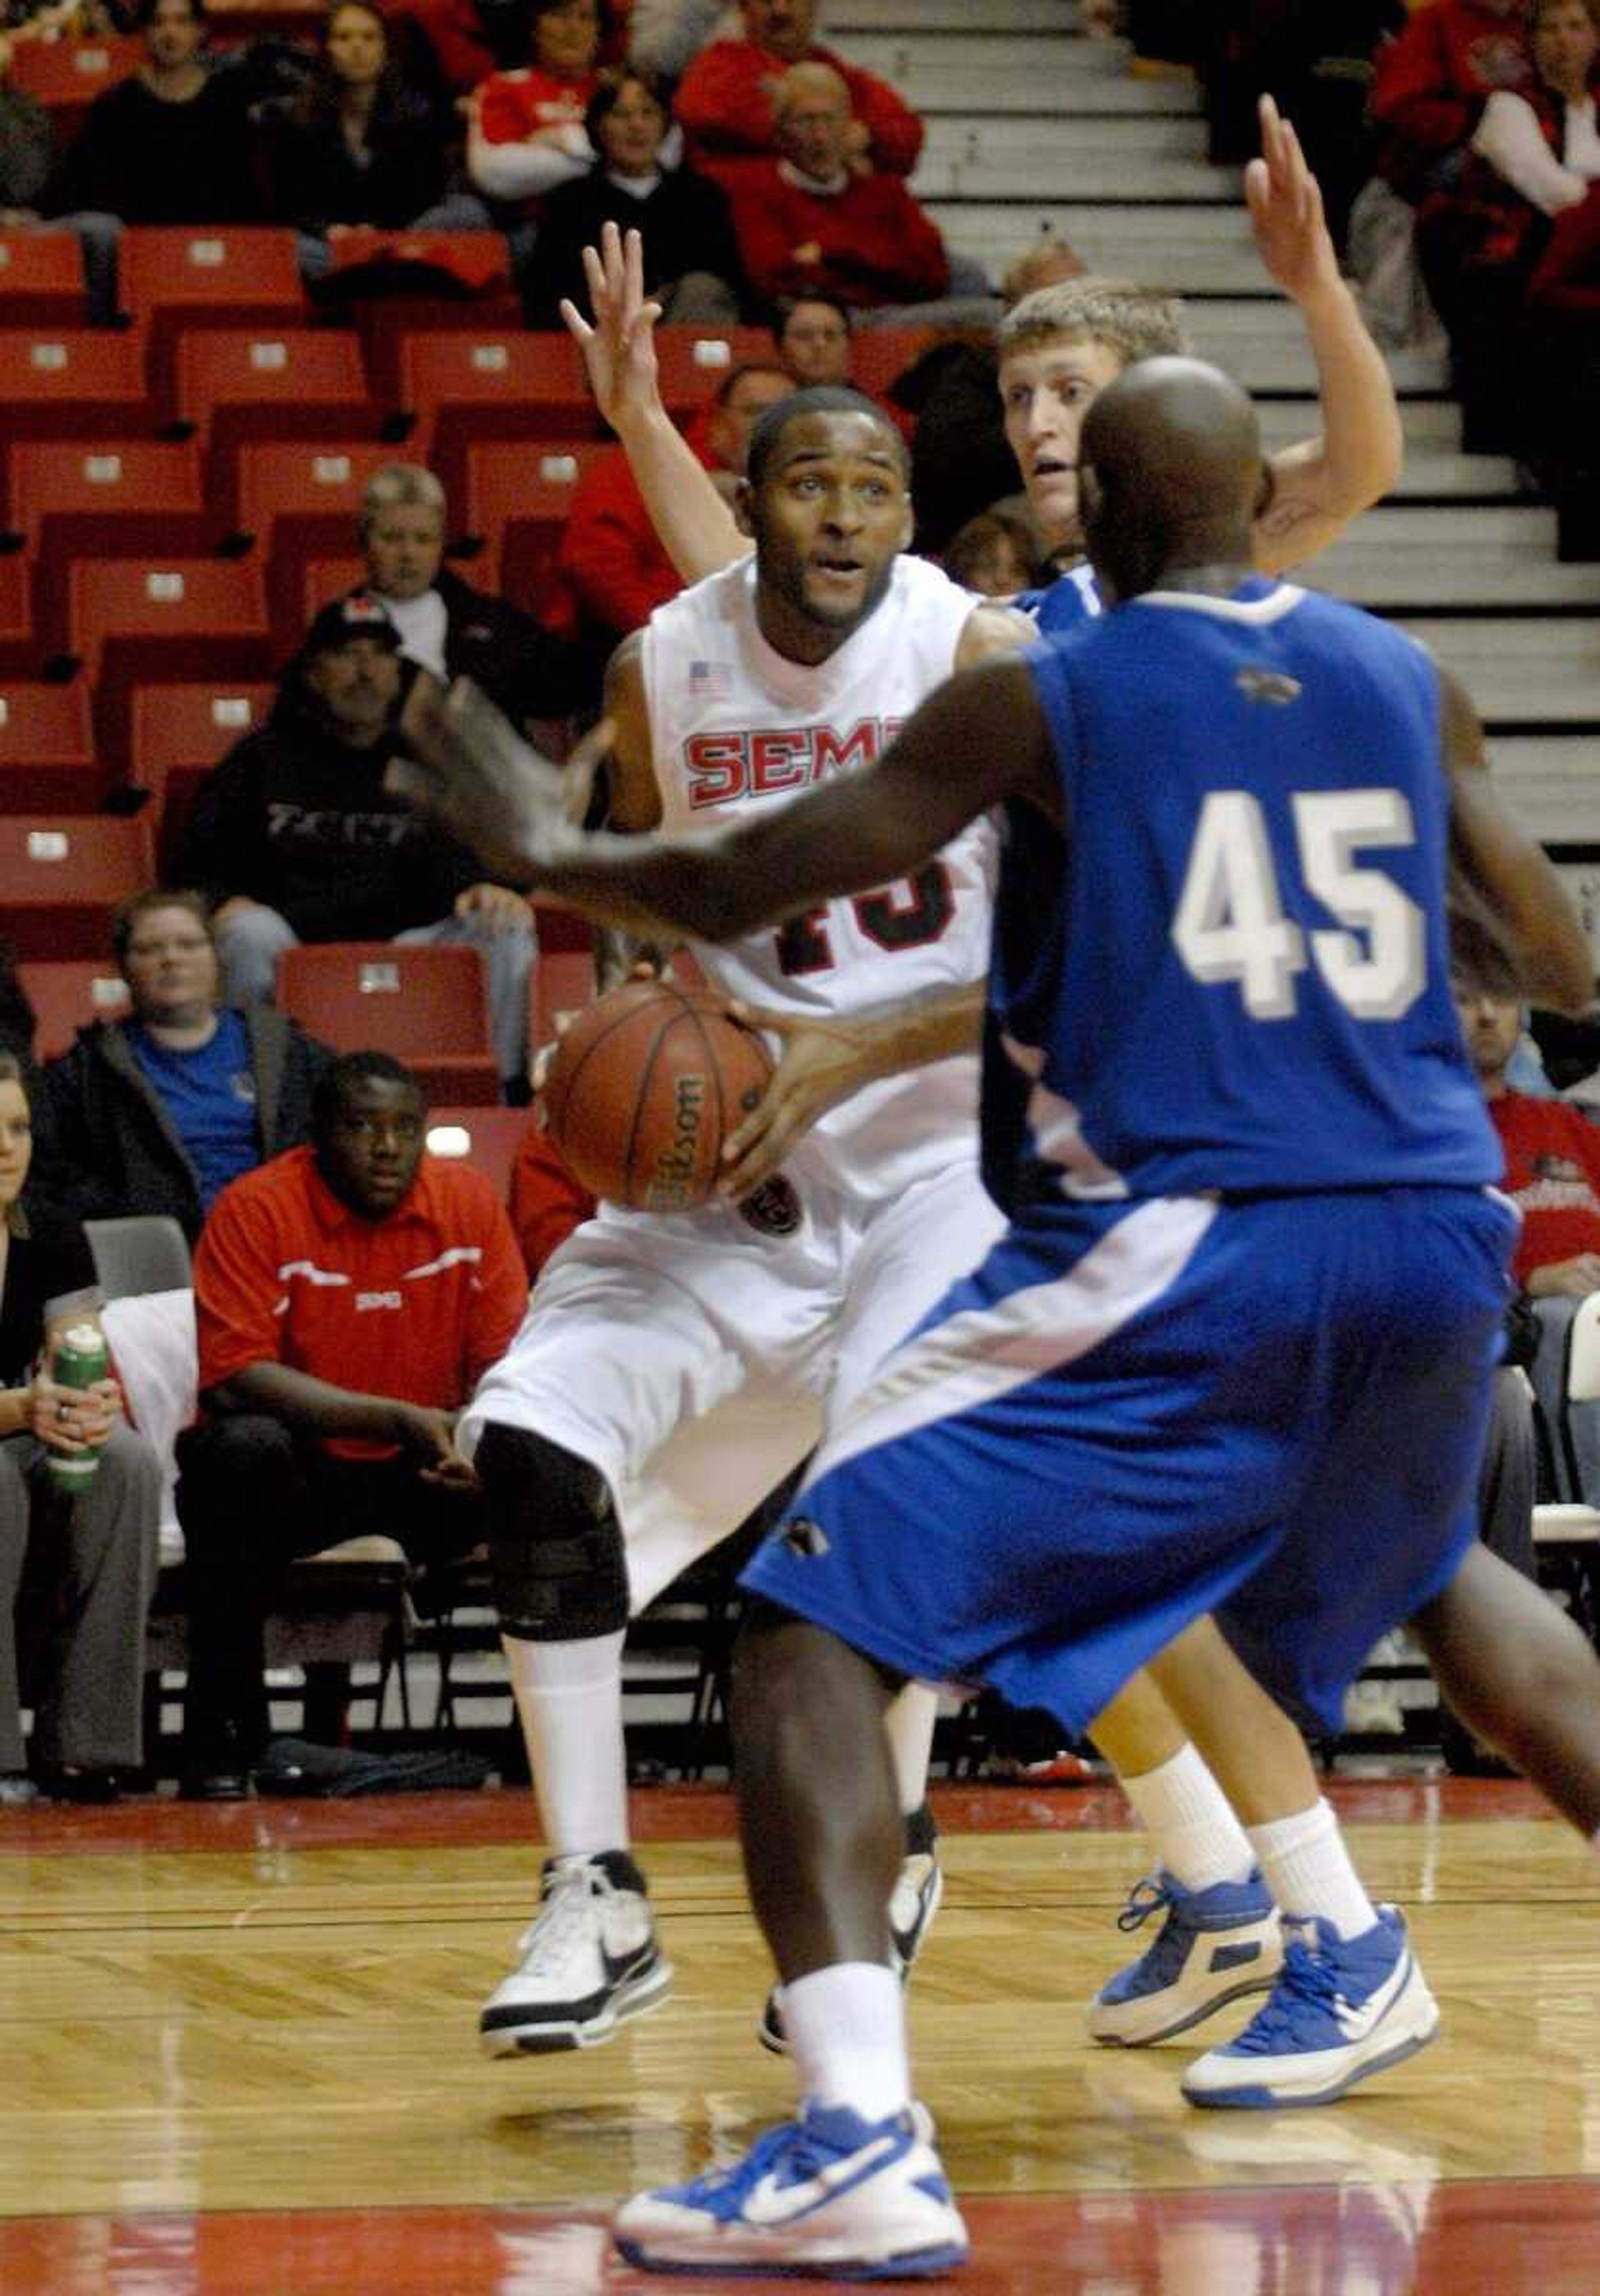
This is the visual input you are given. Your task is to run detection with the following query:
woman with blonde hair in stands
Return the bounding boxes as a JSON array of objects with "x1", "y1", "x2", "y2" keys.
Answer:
[{"x1": 0, "y1": 1052, "x2": 160, "y2": 1806}]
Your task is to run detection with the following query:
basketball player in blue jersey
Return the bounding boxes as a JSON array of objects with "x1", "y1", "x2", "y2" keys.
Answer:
[{"x1": 392, "y1": 355, "x2": 1593, "y2": 2280}]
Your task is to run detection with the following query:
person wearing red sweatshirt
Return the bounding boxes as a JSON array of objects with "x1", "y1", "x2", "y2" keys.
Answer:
[
  {"x1": 732, "y1": 62, "x2": 949, "y2": 317},
  {"x1": 1372, "y1": 0, "x2": 1532, "y2": 200},
  {"x1": 674, "y1": 0, "x2": 922, "y2": 195}
]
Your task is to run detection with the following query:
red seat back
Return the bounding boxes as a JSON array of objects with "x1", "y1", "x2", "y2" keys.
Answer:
[
  {"x1": 18, "y1": 957, "x2": 132, "y2": 1058},
  {"x1": 276, "y1": 942, "x2": 505, "y2": 1105},
  {"x1": 0, "y1": 814, "x2": 154, "y2": 959}
]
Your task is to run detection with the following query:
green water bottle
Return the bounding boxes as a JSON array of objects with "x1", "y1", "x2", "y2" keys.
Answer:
[{"x1": 46, "y1": 1323, "x2": 110, "y2": 1500}]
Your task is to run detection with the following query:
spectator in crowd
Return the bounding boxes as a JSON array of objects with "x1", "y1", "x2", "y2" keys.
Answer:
[
  {"x1": 627, "y1": 0, "x2": 724, "y2": 81},
  {"x1": 941, "y1": 508, "x2": 1040, "y2": 596},
  {"x1": 175, "y1": 594, "x2": 538, "y2": 1097},
  {"x1": 467, "y1": 0, "x2": 609, "y2": 227},
  {"x1": 774, "y1": 292, "x2": 850, "y2": 384},
  {"x1": 0, "y1": 1052, "x2": 161, "y2": 1806},
  {"x1": 36, "y1": 891, "x2": 331, "y2": 1246},
  {"x1": 1415, "y1": 0, "x2": 1599, "y2": 442},
  {"x1": 675, "y1": 0, "x2": 922, "y2": 192},
  {"x1": 730, "y1": 62, "x2": 952, "y2": 319},
  {"x1": 175, "y1": 1051, "x2": 527, "y2": 1796},
  {"x1": 544, "y1": 357, "x2": 791, "y2": 647},
  {"x1": 519, "y1": 65, "x2": 742, "y2": 325},
  {"x1": 0, "y1": 32, "x2": 52, "y2": 223},
  {"x1": 1371, "y1": 0, "x2": 1532, "y2": 204},
  {"x1": 0, "y1": 939, "x2": 34, "y2": 1070},
  {"x1": 38, "y1": 0, "x2": 258, "y2": 323},
  {"x1": 1457, "y1": 922, "x2": 1600, "y2": 1502},
  {"x1": 509, "y1": 1122, "x2": 595, "y2": 1277},
  {"x1": 398, "y1": 0, "x2": 535, "y2": 99},
  {"x1": 355, "y1": 462, "x2": 590, "y2": 734},
  {"x1": 251, "y1": 0, "x2": 479, "y2": 285}
]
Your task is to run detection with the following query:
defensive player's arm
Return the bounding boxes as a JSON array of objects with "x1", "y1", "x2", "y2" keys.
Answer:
[
  {"x1": 562, "y1": 222, "x2": 748, "y2": 585},
  {"x1": 392, "y1": 655, "x2": 1060, "y2": 947},
  {"x1": 1441, "y1": 666, "x2": 1594, "y2": 1014},
  {"x1": 1245, "y1": 97, "x2": 1403, "y2": 576}
]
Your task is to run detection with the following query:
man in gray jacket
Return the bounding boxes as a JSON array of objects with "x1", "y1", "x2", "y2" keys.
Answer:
[{"x1": 37, "y1": 890, "x2": 331, "y2": 1245}]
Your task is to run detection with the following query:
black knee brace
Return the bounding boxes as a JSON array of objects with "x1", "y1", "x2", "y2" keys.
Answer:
[{"x1": 473, "y1": 1423, "x2": 629, "y2": 1640}]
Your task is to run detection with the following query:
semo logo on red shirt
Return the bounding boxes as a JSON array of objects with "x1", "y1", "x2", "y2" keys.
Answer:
[{"x1": 685, "y1": 718, "x2": 903, "y2": 809}]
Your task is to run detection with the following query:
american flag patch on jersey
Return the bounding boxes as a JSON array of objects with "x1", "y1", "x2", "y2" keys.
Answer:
[{"x1": 690, "y1": 659, "x2": 733, "y2": 699}]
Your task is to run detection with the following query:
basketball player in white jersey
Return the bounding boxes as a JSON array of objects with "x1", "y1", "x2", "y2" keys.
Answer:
[{"x1": 452, "y1": 387, "x2": 1024, "y2": 2056}]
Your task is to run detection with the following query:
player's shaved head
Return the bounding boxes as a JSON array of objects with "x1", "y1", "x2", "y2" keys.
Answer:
[{"x1": 1078, "y1": 355, "x2": 1266, "y2": 605}]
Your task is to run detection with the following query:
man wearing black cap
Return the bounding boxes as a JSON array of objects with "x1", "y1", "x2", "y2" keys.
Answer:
[{"x1": 176, "y1": 594, "x2": 536, "y2": 1097}]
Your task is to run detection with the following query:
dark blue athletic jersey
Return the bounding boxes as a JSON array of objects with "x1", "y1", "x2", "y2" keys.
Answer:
[
  {"x1": 985, "y1": 577, "x2": 1501, "y2": 1204},
  {"x1": 1015, "y1": 562, "x2": 1100, "y2": 637}
]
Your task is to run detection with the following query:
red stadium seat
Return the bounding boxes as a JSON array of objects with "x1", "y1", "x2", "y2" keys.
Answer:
[
  {"x1": 284, "y1": 556, "x2": 368, "y2": 665},
  {"x1": 117, "y1": 227, "x2": 307, "y2": 408},
  {"x1": 423, "y1": 1104, "x2": 531, "y2": 1202},
  {"x1": 353, "y1": 289, "x2": 522, "y2": 409},
  {"x1": 6, "y1": 35, "x2": 140, "y2": 140},
  {"x1": 275, "y1": 941, "x2": 503, "y2": 1105},
  {"x1": 172, "y1": 329, "x2": 378, "y2": 502},
  {"x1": 841, "y1": 327, "x2": 935, "y2": 402},
  {"x1": 394, "y1": 332, "x2": 597, "y2": 509},
  {"x1": 0, "y1": 814, "x2": 153, "y2": 959},
  {"x1": 460, "y1": 439, "x2": 609, "y2": 606},
  {"x1": 0, "y1": 559, "x2": 37, "y2": 681},
  {"x1": 652, "y1": 324, "x2": 780, "y2": 419},
  {"x1": 63, "y1": 557, "x2": 271, "y2": 776},
  {"x1": 0, "y1": 331, "x2": 152, "y2": 448},
  {"x1": 0, "y1": 682, "x2": 99, "y2": 811},
  {"x1": 232, "y1": 441, "x2": 402, "y2": 654},
  {"x1": 7, "y1": 442, "x2": 214, "y2": 654},
  {"x1": 126, "y1": 681, "x2": 276, "y2": 869},
  {"x1": 18, "y1": 957, "x2": 132, "y2": 1058},
  {"x1": 0, "y1": 230, "x2": 89, "y2": 328}
]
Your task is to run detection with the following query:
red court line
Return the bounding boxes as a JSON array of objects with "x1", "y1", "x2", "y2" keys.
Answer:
[
  {"x1": 0, "y1": 2176, "x2": 1595, "y2": 2295},
  {"x1": 0, "y1": 1774, "x2": 1550, "y2": 1859}
]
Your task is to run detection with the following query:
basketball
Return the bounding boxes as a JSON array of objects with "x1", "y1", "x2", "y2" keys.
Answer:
[{"x1": 542, "y1": 978, "x2": 774, "y2": 1212}]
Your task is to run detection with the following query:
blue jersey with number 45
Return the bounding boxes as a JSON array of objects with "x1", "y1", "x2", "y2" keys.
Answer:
[{"x1": 997, "y1": 576, "x2": 1501, "y2": 1202}]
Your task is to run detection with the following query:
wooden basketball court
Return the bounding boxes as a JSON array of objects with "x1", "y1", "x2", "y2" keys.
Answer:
[{"x1": 0, "y1": 1774, "x2": 1595, "y2": 2294}]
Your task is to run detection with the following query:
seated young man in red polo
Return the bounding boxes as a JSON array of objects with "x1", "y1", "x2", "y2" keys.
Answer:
[{"x1": 176, "y1": 1049, "x2": 529, "y2": 1798}]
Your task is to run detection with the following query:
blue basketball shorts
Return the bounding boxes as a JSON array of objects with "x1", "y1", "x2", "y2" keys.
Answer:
[{"x1": 740, "y1": 1185, "x2": 1516, "y2": 1735}]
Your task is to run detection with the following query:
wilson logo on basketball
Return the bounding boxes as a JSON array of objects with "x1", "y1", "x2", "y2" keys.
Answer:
[
  {"x1": 645, "y1": 1074, "x2": 708, "y2": 1210},
  {"x1": 685, "y1": 718, "x2": 905, "y2": 809}
]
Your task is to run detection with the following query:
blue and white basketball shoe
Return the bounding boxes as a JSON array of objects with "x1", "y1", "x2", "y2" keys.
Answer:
[
  {"x1": 613, "y1": 2099, "x2": 969, "y2": 2280},
  {"x1": 1181, "y1": 1905, "x2": 1439, "y2": 2108},
  {"x1": 1088, "y1": 1868, "x2": 1282, "y2": 2045}
]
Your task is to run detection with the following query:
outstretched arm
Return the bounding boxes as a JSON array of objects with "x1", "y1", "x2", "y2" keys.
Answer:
[
  {"x1": 392, "y1": 656, "x2": 1059, "y2": 946},
  {"x1": 562, "y1": 222, "x2": 749, "y2": 584},
  {"x1": 1247, "y1": 96, "x2": 1404, "y2": 575},
  {"x1": 1441, "y1": 666, "x2": 1593, "y2": 1014}
]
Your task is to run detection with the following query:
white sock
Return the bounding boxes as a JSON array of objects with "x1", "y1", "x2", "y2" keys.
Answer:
[
  {"x1": 885, "y1": 1682, "x2": 938, "y2": 1819},
  {"x1": 1118, "y1": 1744, "x2": 1255, "y2": 1891},
  {"x1": 782, "y1": 1963, "x2": 910, "y2": 2122},
  {"x1": 502, "y1": 1630, "x2": 630, "y2": 1862},
  {"x1": 1248, "y1": 1799, "x2": 1378, "y2": 1941}
]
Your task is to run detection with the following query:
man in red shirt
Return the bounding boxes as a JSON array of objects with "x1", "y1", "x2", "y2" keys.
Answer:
[
  {"x1": 675, "y1": 0, "x2": 923, "y2": 195},
  {"x1": 1457, "y1": 931, "x2": 1600, "y2": 1500},
  {"x1": 545, "y1": 360, "x2": 793, "y2": 649},
  {"x1": 1373, "y1": 0, "x2": 1532, "y2": 200},
  {"x1": 732, "y1": 63, "x2": 951, "y2": 318},
  {"x1": 176, "y1": 1050, "x2": 529, "y2": 1796}
]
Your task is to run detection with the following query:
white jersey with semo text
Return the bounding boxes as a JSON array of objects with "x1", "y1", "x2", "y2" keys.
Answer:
[{"x1": 641, "y1": 552, "x2": 996, "y2": 1207}]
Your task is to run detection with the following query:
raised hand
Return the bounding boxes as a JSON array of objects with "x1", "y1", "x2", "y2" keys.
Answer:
[
  {"x1": 1245, "y1": 93, "x2": 1340, "y2": 307},
  {"x1": 390, "y1": 674, "x2": 600, "y2": 889},
  {"x1": 560, "y1": 220, "x2": 666, "y2": 435}
]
